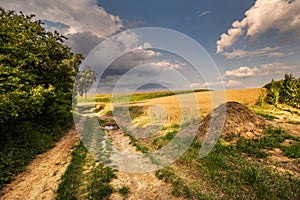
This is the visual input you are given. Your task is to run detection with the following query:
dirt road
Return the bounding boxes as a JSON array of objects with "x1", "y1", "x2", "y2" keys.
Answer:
[
  {"x1": 0, "y1": 128, "x2": 80, "y2": 200},
  {"x1": 99, "y1": 116, "x2": 178, "y2": 200}
]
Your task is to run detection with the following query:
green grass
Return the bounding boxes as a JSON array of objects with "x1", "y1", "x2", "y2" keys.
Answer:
[
  {"x1": 56, "y1": 143, "x2": 87, "y2": 200},
  {"x1": 87, "y1": 166, "x2": 116, "y2": 199},
  {"x1": 128, "y1": 89, "x2": 209, "y2": 102},
  {"x1": 56, "y1": 143, "x2": 117, "y2": 200},
  {"x1": 0, "y1": 120, "x2": 71, "y2": 191},
  {"x1": 152, "y1": 123, "x2": 180, "y2": 149},
  {"x1": 283, "y1": 143, "x2": 300, "y2": 158},
  {"x1": 118, "y1": 186, "x2": 130, "y2": 198},
  {"x1": 128, "y1": 135, "x2": 149, "y2": 153},
  {"x1": 155, "y1": 166, "x2": 212, "y2": 199},
  {"x1": 120, "y1": 127, "x2": 150, "y2": 153},
  {"x1": 236, "y1": 127, "x2": 300, "y2": 159},
  {"x1": 183, "y1": 141, "x2": 299, "y2": 199},
  {"x1": 253, "y1": 110, "x2": 278, "y2": 120}
]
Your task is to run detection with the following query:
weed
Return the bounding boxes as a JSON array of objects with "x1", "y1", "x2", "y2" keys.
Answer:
[
  {"x1": 87, "y1": 166, "x2": 116, "y2": 199},
  {"x1": 236, "y1": 138, "x2": 268, "y2": 158},
  {"x1": 56, "y1": 143, "x2": 87, "y2": 200},
  {"x1": 155, "y1": 167, "x2": 192, "y2": 198},
  {"x1": 0, "y1": 121, "x2": 69, "y2": 190},
  {"x1": 283, "y1": 142, "x2": 300, "y2": 158},
  {"x1": 56, "y1": 143, "x2": 117, "y2": 200},
  {"x1": 242, "y1": 166, "x2": 261, "y2": 185},
  {"x1": 253, "y1": 110, "x2": 278, "y2": 120},
  {"x1": 118, "y1": 186, "x2": 130, "y2": 197},
  {"x1": 236, "y1": 127, "x2": 300, "y2": 158}
]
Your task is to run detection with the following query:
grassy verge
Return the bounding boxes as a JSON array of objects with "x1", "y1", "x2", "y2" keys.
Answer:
[
  {"x1": 148, "y1": 125, "x2": 300, "y2": 199},
  {"x1": 236, "y1": 127, "x2": 300, "y2": 158},
  {"x1": 56, "y1": 143, "x2": 117, "y2": 200},
  {"x1": 0, "y1": 119, "x2": 72, "y2": 191},
  {"x1": 169, "y1": 128, "x2": 300, "y2": 199}
]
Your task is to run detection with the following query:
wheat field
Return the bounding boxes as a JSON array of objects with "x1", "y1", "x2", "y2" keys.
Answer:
[{"x1": 131, "y1": 88, "x2": 262, "y2": 124}]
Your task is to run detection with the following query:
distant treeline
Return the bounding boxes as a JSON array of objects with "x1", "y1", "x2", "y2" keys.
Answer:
[{"x1": 264, "y1": 73, "x2": 300, "y2": 108}]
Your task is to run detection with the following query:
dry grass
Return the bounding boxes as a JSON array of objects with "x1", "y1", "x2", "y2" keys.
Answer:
[{"x1": 132, "y1": 88, "x2": 262, "y2": 125}]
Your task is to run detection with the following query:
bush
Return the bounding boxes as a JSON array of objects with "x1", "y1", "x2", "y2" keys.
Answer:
[
  {"x1": 0, "y1": 7, "x2": 77, "y2": 188},
  {"x1": 264, "y1": 73, "x2": 300, "y2": 108}
]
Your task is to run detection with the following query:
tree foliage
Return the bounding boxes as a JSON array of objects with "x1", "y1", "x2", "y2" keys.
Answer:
[
  {"x1": 75, "y1": 66, "x2": 97, "y2": 98},
  {"x1": 265, "y1": 73, "x2": 300, "y2": 108},
  {"x1": 0, "y1": 7, "x2": 87, "y2": 188},
  {"x1": 0, "y1": 7, "x2": 76, "y2": 128},
  {"x1": 266, "y1": 79, "x2": 281, "y2": 107}
]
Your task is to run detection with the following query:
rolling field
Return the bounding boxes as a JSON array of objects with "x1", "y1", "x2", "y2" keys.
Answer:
[{"x1": 128, "y1": 88, "x2": 262, "y2": 125}]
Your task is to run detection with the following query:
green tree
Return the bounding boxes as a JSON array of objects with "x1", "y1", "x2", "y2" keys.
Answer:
[
  {"x1": 266, "y1": 79, "x2": 281, "y2": 107},
  {"x1": 75, "y1": 66, "x2": 97, "y2": 98},
  {"x1": 257, "y1": 89, "x2": 266, "y2": 106},
  {"x1": 0, "y1": 7, "x2": 75, "y2": 130},
  {"x1": 0, "y1": 7, "x2": 82, "y2": 188},
  {"x1": 281, "y1": 74, "x2": 299, "y2": 107}
]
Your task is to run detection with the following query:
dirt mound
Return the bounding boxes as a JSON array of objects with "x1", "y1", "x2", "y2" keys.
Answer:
[{"x1": 198, "y1": 102, "x2": 268, "y2": 142}]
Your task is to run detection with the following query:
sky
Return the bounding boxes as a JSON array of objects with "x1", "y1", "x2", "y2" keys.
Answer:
[{"x1": 1, "y1": 0, "x2": 300, "y2": 92}]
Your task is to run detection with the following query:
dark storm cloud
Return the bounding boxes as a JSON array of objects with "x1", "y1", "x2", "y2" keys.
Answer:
[{"x1": 65, "y1": 32, "x2": 104, "y2": 56}]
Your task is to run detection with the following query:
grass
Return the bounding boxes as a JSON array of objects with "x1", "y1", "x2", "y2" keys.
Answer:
[
  {"x1": 252, "y1": 109, "x2": 278, "y2": 120},
  {"x1": 115, "y1": 110, "x2": 300, "y2": 199},
  {"x1": 236, "y1": 127, "x2": 300, "y2": 158},
  {"x1": 153, "y1": 126, "x2": 300, "y2": 199},
  {"x1": 181, "y1": 140, "x2": 299, "y2": 199},
  {"x1": 56, "y1": 143, "x2": 117, "y2": 200},
  {"x1": 127, "y1": 89, "x2": 209, "y2": 102},
  {"x1": 118, "y1": 186, "x2": 130, "y2": 198},
  {"x1": 0, "y1": 120, "x2": 71, "y2": 191},
  {"x1": 55, "y1": 143, "x2": 87, "y2": 199},
  {"x1": 152, "y1": 124, "x2": 179, "y2": 149},
  {"x1": 120, "y1": 127, "x2": 150, "y2": 153},
  {"x1": 78, "y1": 89, "x2": 210, "y2": 104},
  {"x1": 283, "y1": 143, "x2": 300, "y2": 158},
  {"x1": 155, "y1": 166, "x2": 199, "y2": 199},
  {"x1": 128, "y1": 134, "x2": 150, "y2": 153}
]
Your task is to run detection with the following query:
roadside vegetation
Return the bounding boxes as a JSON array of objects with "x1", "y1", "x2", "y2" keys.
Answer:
[
  {"x1": 127, "y1": 124, "x2": 300, "y2": 199},
  {"x1": 160, "y1": 136, "x2": 300, "y2": 199},
  {"x1": 56, "y1": 143, "x2": 117, "y2": 200},
  {"x1": 260, "y1": 73, "x2": 300, "y2": 108},
  {"x1": 0, "y1": 7, "x2": 79, "y2": 189}
]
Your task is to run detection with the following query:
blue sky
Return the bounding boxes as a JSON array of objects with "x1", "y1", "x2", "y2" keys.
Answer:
[{"x1": 1, "y1": 0, "x2": 300, "y2": 91}]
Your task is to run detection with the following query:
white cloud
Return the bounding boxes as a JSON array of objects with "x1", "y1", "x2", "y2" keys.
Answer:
[
  {"x1": 1, "y1": 0, "x2": 123, "y2": 38},
  {"x1": 198, "y1": 79, "x2": 242, "y2": 89},
  {"x1": 222, "y1": 47, "x2": 285, "y2": 59},
  {"x1": 217, "y1": 0, "x2": 300, "y2": 53},
  {"x1": 198, "y1": 10, "x2": 211, "y2": 17},
  {"x1": 224, "y1": 66, "x2": 258, "y2": 78},
  {"x1": 216, "y1": 23, "x2": 244, "y2": 53},
  {"x1": 225, "y1": 80, "x2": 242, "y2": 87},
  {"x1": 149, "y1": 60, "x2": 185, "y2": 70},
  {"x1": 224, "y1": 62, "x2": 296, "y2": 78}
]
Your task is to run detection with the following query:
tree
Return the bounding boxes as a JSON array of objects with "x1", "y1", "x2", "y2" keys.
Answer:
[
  {"x1": 75, "y1": 66, "x2": 97, "y2": 98},
  {"x1": 0, "y1": 7, "x2": 75, "y2": 129},
  {"x1": 266, "y1": 79, "x2": 281, "y2": 107},
  {"x1": 281, "y1": 73, "x2": 299, "y2": 107}
]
